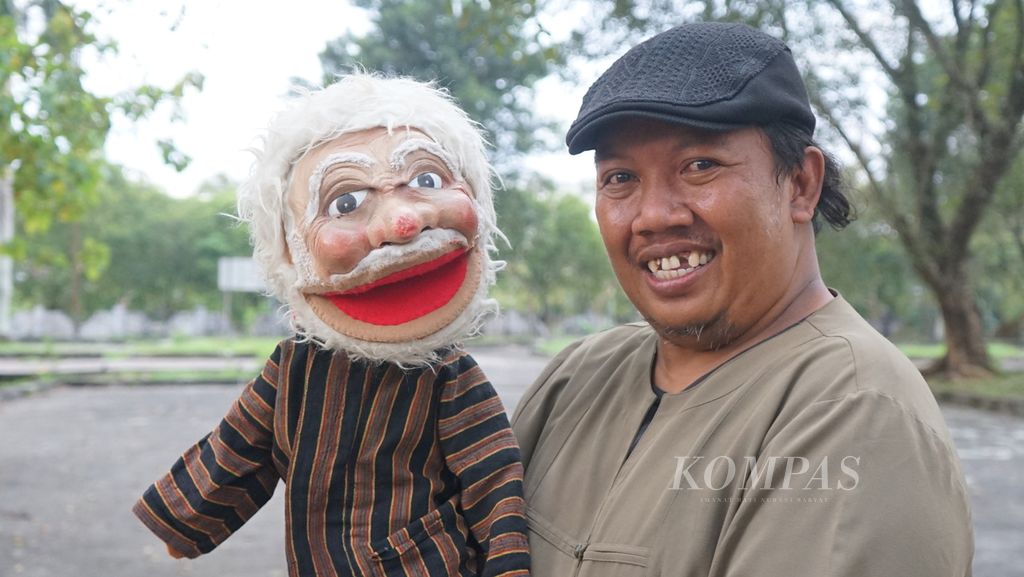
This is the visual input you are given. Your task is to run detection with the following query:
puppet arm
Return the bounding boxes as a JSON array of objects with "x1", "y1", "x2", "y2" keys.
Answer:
[
  {"x1": 438, "y1": 352, "x2": 531, "y2": 577},
  {"x1": 132, "y1": 345, "x2": 283, "y2": 559}
]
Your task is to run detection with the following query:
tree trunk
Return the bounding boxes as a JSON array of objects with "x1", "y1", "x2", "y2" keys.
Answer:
[{"x1": 925, "y1": 267, "x2": 996, "y2": 378}]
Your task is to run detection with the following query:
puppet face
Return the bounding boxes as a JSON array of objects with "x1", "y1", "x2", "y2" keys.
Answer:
[{"x1": 284, "y1": 127, "x2": 484, "y2": 344}]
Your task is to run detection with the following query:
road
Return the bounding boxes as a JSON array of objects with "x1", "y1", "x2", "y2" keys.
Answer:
[{"x1": 0, "y1": 346, "x2": 1020, "y2": 577}]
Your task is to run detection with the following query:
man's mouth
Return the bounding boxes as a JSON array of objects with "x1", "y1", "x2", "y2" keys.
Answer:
[
  {"x1": 320, "y1": 249, "x2": 470, "y2": 326},
  {"x1": 645, "y1": 250, "x2": 715, "y2": 280}
]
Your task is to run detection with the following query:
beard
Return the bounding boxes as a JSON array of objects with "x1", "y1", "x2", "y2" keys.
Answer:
[{"x1": 644, "y1": 310, "x2": 739, "y2": 352}]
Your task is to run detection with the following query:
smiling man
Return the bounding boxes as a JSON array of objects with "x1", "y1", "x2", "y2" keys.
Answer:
[
  {"x1": 133, "y1": 74, "x2": 529, "y2": 577},
  {"x1": 512, "y1": 22, "x2": 972, "y2": 577}
]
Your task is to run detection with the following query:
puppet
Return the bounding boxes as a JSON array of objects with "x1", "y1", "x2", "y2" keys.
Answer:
[{"x1": 133, "y1": 74, "x2": 530, "y2": 577}]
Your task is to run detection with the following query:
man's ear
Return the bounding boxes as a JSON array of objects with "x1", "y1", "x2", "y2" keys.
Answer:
[{"x1": 789, "y1": 146, "x2": 825, "y2": 224}]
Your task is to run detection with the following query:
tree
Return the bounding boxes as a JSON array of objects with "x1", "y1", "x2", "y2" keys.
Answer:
[
  {"x1": 555, "y1": 0, "x2": 1024, "y2": 377},
  {"x1": 0, "y1": 1, "x2": 202, "y2": 322},
  {"x1": 16, "y1": 170, "x2": 255, "y2": 322},
  {"x1": 810, "y1": 0, "x2": 1024, "y2": 377},
  {"x1": 494, "y1": 181, "x2": 624, "y2": 324},
  {"x1": 318, "y1": 0, "x2": 633, "y2": 325},
  {"x1": 318, "y1": 0, "x2": 562, "y2": 166}
]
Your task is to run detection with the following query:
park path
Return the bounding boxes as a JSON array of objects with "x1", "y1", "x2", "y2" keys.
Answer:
[{"x1": 0, "y1": 346, "x2": 1019, "y2": 577}]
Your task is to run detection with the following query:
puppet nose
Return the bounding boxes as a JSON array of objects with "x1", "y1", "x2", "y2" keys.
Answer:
[{"x1": 366, "y1": 199, "x2": 438, "y2": 247}]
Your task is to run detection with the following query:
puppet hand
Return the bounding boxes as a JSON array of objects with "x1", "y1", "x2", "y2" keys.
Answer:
[{"x1": 166, "y1": 543, "x2": 187, "y2": 559}]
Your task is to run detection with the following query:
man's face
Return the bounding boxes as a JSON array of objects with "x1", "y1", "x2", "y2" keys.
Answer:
[
  {"x1": 285, "y1": 127, "x2": 482, "y2": 343},
  {"x1": 594, "y1": 119, "x2": 803, "y2": 350}
]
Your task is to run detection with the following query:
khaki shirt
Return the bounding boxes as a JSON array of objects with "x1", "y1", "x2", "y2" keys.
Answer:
[{"x1": 512, "y1": 297, "x2": 972, "y2": 577}]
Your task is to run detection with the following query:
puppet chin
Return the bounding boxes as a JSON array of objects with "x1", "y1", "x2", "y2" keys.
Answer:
[{"x1": 286, "y1": 248, "x2": 494, "y2": 366}]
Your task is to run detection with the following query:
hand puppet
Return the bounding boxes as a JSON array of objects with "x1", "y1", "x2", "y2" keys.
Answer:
[{"x1": 133, "y1": 73, "x2": 530, "y2": 577}]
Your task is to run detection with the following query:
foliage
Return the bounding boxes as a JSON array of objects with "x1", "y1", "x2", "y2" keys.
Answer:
[
  {"x1": 494, "y1": 181, "x2": 629, "y2": 323},
  {"x1": 816, "y1": 206, "x2": 932, "y2": 339},
  {"x1": 14, "y1": 170, "x2": 259, "y2": 322},
  {"x1": 553, "y1": 0, "x2": 1024, "y2": 375},
  {"x1": 976, "y1": 152, "x2": 1024, "y2": 339},
  {"x1": 0, "y1": 0, "x2": 202, "y2": 319},
  {"x1": 318, "y1": 0, "x2": 562, "y2": 166},
  {"x1": 816, "y1": 0, "x2": 1024, "y2": 374},
  {"x1": 318, "y1": 0, "x2": 627, "y2": 325}
]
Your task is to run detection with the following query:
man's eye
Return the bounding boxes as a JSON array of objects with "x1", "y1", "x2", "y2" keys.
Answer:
[
  {"x1": 408, "y1": 172, "x2": 443, "y2": 189},
  {"x1": 602, "y1": 172, "x2": 634, "y2": 186},
  {"x1": 686, "y1": 159, "x2": 717, "y2": 172},
  {"x1": 327, "y1": 190, "x2": 368, "y2": 217}
]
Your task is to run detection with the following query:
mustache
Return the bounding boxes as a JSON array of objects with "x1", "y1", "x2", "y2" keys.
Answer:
[{"x1": 324, "y1": 228, "x2": 473, "y2": 288}]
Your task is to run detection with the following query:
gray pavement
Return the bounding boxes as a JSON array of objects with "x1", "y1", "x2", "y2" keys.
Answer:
[
  {"x1": 0, "y1": 347, "x2": 1020, "y2": 576},
  {"x1": 944, "y1": 405, "x2": 1024, "y2": 577}
]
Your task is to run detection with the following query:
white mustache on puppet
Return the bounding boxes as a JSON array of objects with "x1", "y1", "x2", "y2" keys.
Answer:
[{"x1": 294, "y1": 227, "x2": 476, "y2": 294}]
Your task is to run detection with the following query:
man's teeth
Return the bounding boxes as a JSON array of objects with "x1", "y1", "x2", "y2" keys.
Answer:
[{"x1": 646, "y1": 251, "x2": 714, "y2": 279}]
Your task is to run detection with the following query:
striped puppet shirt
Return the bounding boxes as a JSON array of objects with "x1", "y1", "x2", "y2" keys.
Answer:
[{"x1": 133, "y1": 339, "x2": 530, "y2": 577}]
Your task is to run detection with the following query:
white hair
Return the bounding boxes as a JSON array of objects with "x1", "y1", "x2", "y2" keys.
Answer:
[{"x1": 236, "y1": 73, "x2": 502, "y2": 365}]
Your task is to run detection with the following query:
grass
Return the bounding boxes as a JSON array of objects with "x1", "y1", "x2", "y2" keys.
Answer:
[
  {"x1": 898, "y1": 341, "x2": 1024, "y2": 360},
  {"x1": 120, "y1": 336, "x2": 280, "y2": 358},
  {"x1": 73, "y1": 368, "x2": 257, "y2": 385},
  {"x1": 926, "y1": 371, "x2": 1024, "y2": 400},
  {"x1": 0, "y1": 340, "x2": 112, "y2": 357},
  {"x1": 0, "y1": 336, "x2": 281, "y2": 359}
]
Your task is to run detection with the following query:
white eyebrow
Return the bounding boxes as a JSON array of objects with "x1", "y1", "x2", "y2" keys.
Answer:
[
  {"x1": 305, "y1": 152, "x2": 375, "y2": 224},
  {"x1": 390, "y1": 138, "x2": 459, "y2": 176}
]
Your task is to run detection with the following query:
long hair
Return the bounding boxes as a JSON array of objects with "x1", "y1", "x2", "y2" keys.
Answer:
[{"x1": 761, "y1": 121, "x2": 854, "y2": 233}]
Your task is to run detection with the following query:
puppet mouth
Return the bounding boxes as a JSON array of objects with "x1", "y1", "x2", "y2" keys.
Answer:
[{"x1": 322, "y1": 249, "x2": 470, "y2": 326}]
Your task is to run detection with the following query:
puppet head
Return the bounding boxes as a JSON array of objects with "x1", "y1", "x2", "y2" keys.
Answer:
[{"x1": 237, "y1": 74, "x2": 501, "y2": 365}]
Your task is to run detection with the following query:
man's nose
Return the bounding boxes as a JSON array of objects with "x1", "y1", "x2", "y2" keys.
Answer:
[
  {"x1": 632, "y1": 181, "x2": 695, "y2": 234},
  {"x1": 366, "y1": 195, "x2": 439, "y2": 247}
]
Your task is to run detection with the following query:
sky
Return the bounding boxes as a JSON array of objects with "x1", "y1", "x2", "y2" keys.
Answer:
[{"x1": 77, "y1": 0, "x2": 597, "y2": 198}]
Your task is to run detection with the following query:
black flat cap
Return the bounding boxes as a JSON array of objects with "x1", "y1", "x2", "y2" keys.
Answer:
[{"x1": 566, "y1": 22, "x2": 816, "y2": 154}]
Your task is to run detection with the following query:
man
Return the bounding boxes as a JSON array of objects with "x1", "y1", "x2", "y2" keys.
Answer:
[
  {"x1": 134, "y1": 74, "x2": 529, "y2": 577},
  {"x1": 512, "y1": 22, "x2": 972, "y2": 577}
]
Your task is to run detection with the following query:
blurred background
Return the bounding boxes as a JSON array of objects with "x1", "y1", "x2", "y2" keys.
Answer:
[
  {"x1": 2, "y1": 0, "x2": 1023, "y2": 377},
  {"x1": 1, "y1": 1, "x2": 1023, "y2": 576}
]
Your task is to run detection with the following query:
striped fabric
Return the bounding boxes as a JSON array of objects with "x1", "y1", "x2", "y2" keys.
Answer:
[{"x1": 133, "y1": 339, "x2": 530, "y2": 577}]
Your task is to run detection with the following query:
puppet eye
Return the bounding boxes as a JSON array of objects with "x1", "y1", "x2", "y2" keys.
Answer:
[
  {"x1": 327, "y1": 190, "x2": 368, "y2": 217},
  {"x1": 408, "y1": 172, "x2": 443, "y2": 189}
]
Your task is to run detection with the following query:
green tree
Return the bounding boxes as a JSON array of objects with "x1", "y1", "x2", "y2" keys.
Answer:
[
  {"x1": 16, "y1": 171, "x2": 255, "y2": 323},
  {"x1": 816, "y1": 200, "x2": 935, "y2": 340},
  {"x1": 1, "y1": 1, "x2": 202, "y2": 322},
  {"x1": 976, "y1": 152, "x2": 1024, "y2": 341},
  {"x1": 318, "y1": 0, "x2": 561, "y2": 165},
  {"x1": 555, "y1": 0, "x2": 1024, "y2": 377},
  {"x1": 495, "y1": 183, "x2": 624, "y2": 324},
  {"x1": 318, "y1": 0, "x2": 628, "y2": 325}
]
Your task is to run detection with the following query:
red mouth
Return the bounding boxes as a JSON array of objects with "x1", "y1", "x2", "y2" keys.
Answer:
[{"x1": 323, "y1": 249, "x2": 470, "y2": 326}]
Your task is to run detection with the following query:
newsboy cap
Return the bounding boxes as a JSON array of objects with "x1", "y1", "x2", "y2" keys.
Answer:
[{"x1": 565, "y1": 21, "x2": 816, "y2": 154}]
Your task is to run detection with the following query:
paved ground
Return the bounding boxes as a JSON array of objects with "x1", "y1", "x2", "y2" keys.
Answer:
[
  {"x1": 944, "y1": 405, "x2": 1024, "y2": 576},
  {"x1": 0, "y1": 346, "x2": 1020, "y2": 576}
]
